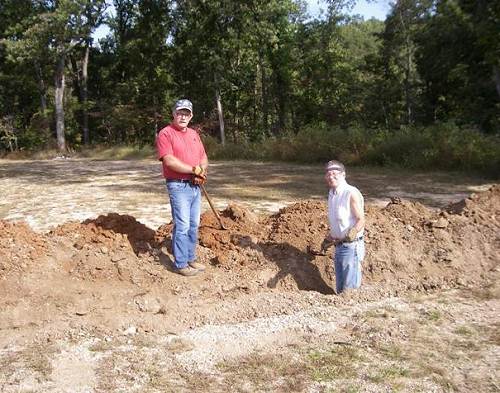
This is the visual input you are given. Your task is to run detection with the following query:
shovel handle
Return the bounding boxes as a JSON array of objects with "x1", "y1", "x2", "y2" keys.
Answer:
[{"x1": 200, "y1": 184, "x2": 226, "y2": 230}]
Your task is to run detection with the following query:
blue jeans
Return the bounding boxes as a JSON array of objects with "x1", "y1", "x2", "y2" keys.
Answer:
[
  {"x1": 334, "y1": 239, "x2": 365, "y2": 294},
  {"x1": 166, "y1": 181, "x2": 201, "y2": 269}
]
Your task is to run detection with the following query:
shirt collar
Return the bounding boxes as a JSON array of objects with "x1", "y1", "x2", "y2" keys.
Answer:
[{"x1": 170, "y1": 122, "x2": 188, "y2": 132}]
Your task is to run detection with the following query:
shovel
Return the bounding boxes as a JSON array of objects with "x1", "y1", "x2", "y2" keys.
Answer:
[{"x1": 200, "y1": 183, "x2": 227, "y2": 230}]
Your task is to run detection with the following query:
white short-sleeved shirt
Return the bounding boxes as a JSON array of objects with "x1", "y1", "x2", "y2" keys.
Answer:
[{"x1": 328, "y1": 180, "x2": 364, "y2": 239}]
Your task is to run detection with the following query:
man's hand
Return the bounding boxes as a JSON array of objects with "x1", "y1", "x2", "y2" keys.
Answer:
[
  {"x1": 192, "y1": 165, "x2": 206, "y2": 178},
  {"x1": 344, "y1": 227, "x2": 358, "y2": 242},
  {"x1": 191, "y1": 174, "x2": 206, "y2": 185},
  {"x1": 320, "y1": 236, "x2": 334, "y2": 253},
  {"x1": 191, "y1": 166, "x2": 207, "y2": 185}
]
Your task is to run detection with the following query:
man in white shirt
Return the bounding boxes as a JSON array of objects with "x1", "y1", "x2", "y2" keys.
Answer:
[{"x1": 322, "y1": 160, "x2": 365, "y2": 294}]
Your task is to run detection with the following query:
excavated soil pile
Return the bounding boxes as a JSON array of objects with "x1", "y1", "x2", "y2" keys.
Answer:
[
  {"x1": 0, "y1": 220, "x2": 47, "y2": 275},
  {"x1": 41, "y1": 214, "x2": 162, "y2": 283},
  {"x1": 196, "y1": 185, "x2": 499, "y2": 293},
  {"x1": 0, "y1": 186, "x2": 498, "y2": 294}
]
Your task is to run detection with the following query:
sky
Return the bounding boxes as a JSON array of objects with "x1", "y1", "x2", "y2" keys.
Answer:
[
  {"x1": 93, "y1": 0, "x2": 391, "y2": 41},
  {"x1": 307, "y1": 0, "x2": 391, "y2": 20}
]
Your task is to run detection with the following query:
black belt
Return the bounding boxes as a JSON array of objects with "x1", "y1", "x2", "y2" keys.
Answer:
[
  {"x1": 339, "y1": 235, "x2": 364, "y2": 245},
  {"x1": 166, "y1": 179, "x2": 191, "y2": 183}
]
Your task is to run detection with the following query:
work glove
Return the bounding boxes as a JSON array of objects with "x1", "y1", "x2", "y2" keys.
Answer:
[
  {"x1": 344, "y1": 227, "x2": 358, "y2": 242},
  {"x1": 191, "y1": 174, "x2": 206, "y2": 185},
  {"x1": 191, "y1": 165, "x2": 207, "y2": 185},
  {"x1": 192, "y1": 165, "x2": 206, "y2": 178}
]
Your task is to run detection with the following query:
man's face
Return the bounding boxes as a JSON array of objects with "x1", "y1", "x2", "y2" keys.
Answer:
[
  {"x1": 325, "y1": 169, "x2": 345, "y2": 188},
  {"x1": 172, "y1": 109, "x2": 193, "y2": 129}
]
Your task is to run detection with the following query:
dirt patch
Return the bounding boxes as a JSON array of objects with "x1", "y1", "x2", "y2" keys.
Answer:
[
  {"x1": 0, "y1": 160, "x2": 498, "y2": 392},
  {"x1": 1, "y1": 185, "x2": 498, "y2": 313},
  {"x1": 0, "y1": 220, "x2": 47, "y2": 275},
  {"x1": 51, "y1": 213, "x2": 158, "y2": 254},
  {"x1": 0, "y1": 159, "x2": 494, "y2": 232}
]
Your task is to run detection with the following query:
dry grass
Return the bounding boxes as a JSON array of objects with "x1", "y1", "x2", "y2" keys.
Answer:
[
  {"x1": 0, "y1": 343, "x2": 57, "y2": 385},
  {"x1": 89, "y1": 339, "x2": 115, "y2": 353},
  {"x1": 78, "y1": 145, "x2": 154, "y2": 160},
  {"x1": 217, "y1": 351, "x2": 309, "y2": 392},
  {"x1": 6, "y1": 290, "x2": 493, "y2": 393},
  {"x1": 2, "y1": 145, "x2": 156, "y2": 161},
  {"x1": 308, "y1": 344, "x2": 363, "y2": 381},
  {"x1": 88, "y1": 291, "x2": 499, "y2": 393},
  {"x1": 164, "y1": 337, "x2": 194, "y2": 353}
]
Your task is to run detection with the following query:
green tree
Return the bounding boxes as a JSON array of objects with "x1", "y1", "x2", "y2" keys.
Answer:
[
  {"x1": 70, "y1": 0, "x2": 106, "y2": 145},
  {"x1": 170, "y1": 0, "x2": 304, "y2": 142},
  {"x1": 99, "y1": 0, "x2": 174, "y2": 143},
  {"x1": 415, "y1": 0, "x2": 500, "y2": 131},
  {"x1": 3, "y1": 0, "x2": 106, "y2": 151},
  {"x1": 378, "y1": 0, "x2": 434, "y2": 126},
  {"x1": 0, "y1": 0, "x2": 51, "y2": 145}
]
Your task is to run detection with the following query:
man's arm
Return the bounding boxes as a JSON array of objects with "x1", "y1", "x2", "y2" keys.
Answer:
[
  {"x1": 344, "y1": 191, "x2": 365, "y2": 241},
  {"x1": 162, "y1": 154, "x2": 195, "y2": 174},
  {"x1": 161, "y1": 154, "x2": 208, "y2": 178},
  {"x1": 200, "y1": 156, "x2": 208, "y2": 173},
  {"x1": 349, "y1": 191, "x2": 365, "y2": 234}
]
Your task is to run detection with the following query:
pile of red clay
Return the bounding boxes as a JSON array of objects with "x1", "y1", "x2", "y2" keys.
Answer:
[
  {"x1": 1, "y1": 185, "x2": 498, "y2": 295},
  {"x1": 0, "y1": 220, "x2": 47, "y2": 274}
]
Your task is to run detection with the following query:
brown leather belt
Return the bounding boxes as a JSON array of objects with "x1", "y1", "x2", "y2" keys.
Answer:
[{"x1": 335, "y1": 235, "x2": 364, "y2": 246}]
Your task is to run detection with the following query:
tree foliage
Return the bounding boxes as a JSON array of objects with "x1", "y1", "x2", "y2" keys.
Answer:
[{"x1": 0, "y1": 0, "x2": 498, "y2": 154}]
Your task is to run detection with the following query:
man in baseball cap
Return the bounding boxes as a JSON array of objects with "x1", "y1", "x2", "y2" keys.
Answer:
[
  {"x1": 322, "y1": 160, "x2": 365, "y2": 294},
  {"x1": 156, "y1": 99, "x2": 208, "y2": 276}
]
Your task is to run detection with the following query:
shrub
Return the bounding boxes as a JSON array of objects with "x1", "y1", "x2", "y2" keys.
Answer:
[{"x1": 203, "y1": 122, "x2": 500, "y2": 177}]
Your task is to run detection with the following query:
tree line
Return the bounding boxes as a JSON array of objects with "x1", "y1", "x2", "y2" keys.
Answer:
[{"x1": 0, "y1": 0, "x2": 498, "y2": 156}]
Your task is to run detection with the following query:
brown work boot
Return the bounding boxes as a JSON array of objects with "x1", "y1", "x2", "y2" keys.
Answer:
[
  {"x1": 188, "y1": 261, "x2": 206, "y2": 272},
  {"x1": 175, "y1": 266, "x2": 199, "y2": 276}
]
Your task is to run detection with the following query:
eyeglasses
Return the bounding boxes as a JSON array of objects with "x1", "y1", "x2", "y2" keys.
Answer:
[
  {"x1": 326, "y1": 170, "x2": 344, "y2": 176},
  {"x1": 175, "y1": 111, "x2": 192, "y2": 118}
]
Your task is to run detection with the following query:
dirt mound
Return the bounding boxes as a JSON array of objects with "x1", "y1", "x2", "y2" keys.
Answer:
[
  {"x1": 0, "y1": 220, "x2": 47, "y2": 275},
  {"x1": 194, "y1": 186, "x2": 499, "y2": 293},
  {"x1": 0, "y1": 186, "x2": 498, "y2": 294},
  {"x1": 265, "y1": 200, "x2": 329, "y2": 250},
  {"x1": 447, "y1": 183, "x2": 500, "y2": 217},
  {"x1": 363, "y1": 186, "x2": 499, "y2": 291},
  {"x1": 39, "y1": 214, "x2": 166, "y2": 283},
  {"x1": 0, "y1": 184, "x2": 498, "y2": 348},
  {"x1": 51, "y1": 213, "x2": 158, "y2": 254},
  {"x1": 381, "y1": 196, "x2": 433, "y2": 224}
]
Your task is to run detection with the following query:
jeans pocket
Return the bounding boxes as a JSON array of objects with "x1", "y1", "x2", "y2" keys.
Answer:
[{"x1": 166, "y1": 182, "x2": 186, "y2": 192}]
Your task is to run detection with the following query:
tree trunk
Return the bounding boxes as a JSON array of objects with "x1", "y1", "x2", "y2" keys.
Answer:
[
  {"x1": 276, "y1": 72, "x2": 287, "y2": 134},
  {"x1": 234, "y1": 93, "x2": 239, "y2": 143},
  {"x1": 494, "y1": 65, "x2": 500, "y2": 99},
  {"x1": 253, "y1": 62, "x2": 259, "y2": 133},
  {"x1": 260, "y1": 52, "x2": 268, "y2": 133},
  {"x1": 71, "y1": 43, "x2": 91, "y2": 146},
  {"x1": 55, "y1": 55, "x2": 66, "y2": 152},
  {"x1": 34, "y1": 61, "x2": 47, "y2": 113},
  {"x1": 399, "y1": 7, "x2": 413, "y2": 125},
  {"x1": 405, "y1": 35, "x2": 413, "y2": 125},
  {"x1": 215, "y1": 87, "x2": 226, "y2": 146},
  {"x1": 153, "y1": 96, "x2": 159, "y2": 136},
  {"x1": 34, "y1": 61, "x2": 50, "y2": 140},
  {"x1": 81, "y1": 43, "x2": 90, "y2": 145}
]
